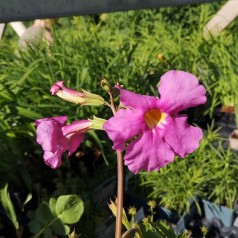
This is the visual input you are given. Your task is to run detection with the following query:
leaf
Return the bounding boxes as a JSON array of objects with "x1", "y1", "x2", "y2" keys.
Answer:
[
  {"x1": 28, "y1": 220, "x2": 41, "y2": 233},
  {"x1": 51, "y1": 219, "x2": 69, "y2": 235},
  {"x1": 28, "y1": 210, "x2": 35, "y2": 219},
  {"x1": 153, "y1": 221, "x2": 177, "y2": 238},
  {"x1": 49, "y1": 197, "x2": 57, "y2": 214},
  {"x1": 88, "y1": 130, "x2": 108, "y2": 165},
  {"x1": 13, "y1": 59, "x2": 43, "y2": 93},
  {"x1": 22, "y1": 193, "x2": 32, "y2": 211},
  {"x1": 0, "y1": 183, "x2": 19, "y2": 229},
  {"x1": 15, "y1": 106, "x2": 42, "y2": 120},
  {"x1": 140, "y1": 226, "x2": 164, "y2": 238},
  {"x1": 35, "y1": 202, "x2": 54, "y2": 225},
  {"x1": 43, "y1": 227, "x2": 53, "y2": 238},
  {"x1": 56, "y1": 195, "x2": 84, "y2": 224}
]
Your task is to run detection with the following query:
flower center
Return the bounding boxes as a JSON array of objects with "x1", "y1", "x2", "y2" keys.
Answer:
[{"x1": 144, "y1": 109, "x2": 165, "y2": 129}]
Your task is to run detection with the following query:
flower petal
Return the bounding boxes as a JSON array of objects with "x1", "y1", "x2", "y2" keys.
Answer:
[
  {"x1": 62, "y1": 120, "x2": 92, "y2": 137},
  {"x1": 35, "y1": 116, "x2": 67, "y2": 126},
  {"x1": 67, "y1": 134, "x2": 85, "y2": 157},
  {"x1": 124, "y1": 130, "x2": 175, "y2": 174},
  {"x1": 164, "y1": 115, "x2": 203, "y2": 157},
  {"x1": 116, "y1": 85, "x2": 159, "y2": 110},
  {"x1": 158, "y1": 70, "x2": 206, "y2": 114},
  {"x1": 50, "y1": 81, "x2": 85, "y2": 97},
  {"x1": 103, "y1": 108, "x2": 147, "y2": 151},
  {"x1": 36, "y1": 120, "x2": 65, "y2": 152},
  {"x1": 43, "y1": 149, "x2": 63, "y2": 169}
]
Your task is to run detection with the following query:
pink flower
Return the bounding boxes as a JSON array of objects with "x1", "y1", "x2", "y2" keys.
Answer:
[
  {"x1": 35, "y1": 116, "x2": 92, "y2": 169},
  {"x1": 103, "y1": 70, "x2": 206, "y2": 174}
]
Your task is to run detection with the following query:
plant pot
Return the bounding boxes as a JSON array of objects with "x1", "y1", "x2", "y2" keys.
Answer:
[
  {"x1": 93, "y1": 176, "x2": 117, "y2": 209},
  {"x1": 202, "y1": 199, "x2": 235, "y2": 227},
  {"x1": 124, "y1": 193, "x2": 203, "y2": 236},
  {"x1": 95, "y1": 215, "x2": 115, "y2": 238},
  {"x1": 174, "y1": 196, "x2": 200, "y2": 235},
  {"x1": 229, "y1": 129, "x2": 238, "y2": 151},
  {"x1": 211, "y1": 107, "x2": 236, "y2": 139}
]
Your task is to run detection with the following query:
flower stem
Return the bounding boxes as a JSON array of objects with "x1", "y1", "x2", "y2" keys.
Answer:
[
  {"x1": 107, "y1": 89, "x2": 123, "y2": 238},
  {"x1": 105, "y1": 89, "x2": 117, "y2": 115},
  {"x1": 115, "y1": 150, "x2": 123, "y2": 238}
]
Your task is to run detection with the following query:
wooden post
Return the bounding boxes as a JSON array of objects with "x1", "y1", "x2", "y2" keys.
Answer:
[{"x1": 204, "y1": 0, "x2": 238, "y2": 36}]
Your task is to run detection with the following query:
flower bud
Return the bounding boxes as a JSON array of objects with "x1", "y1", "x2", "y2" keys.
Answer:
[
  {"x1": 128, "y1": 206, "x2": 137, "y2": 216},
  {"x1": 147, "y1": 200, "x2": 156, "y2": 209},
  {"x1": 81, "y1": 89, "x2": 105, "y2": 106},
  {"x1": 50, "y1": 81, "x2": 104, "y2": 106},
  {"x1": 99, "y1": 76, "x2": 111, "y2": 92}
]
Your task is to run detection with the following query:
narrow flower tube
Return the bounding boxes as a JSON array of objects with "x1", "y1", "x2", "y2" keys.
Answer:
[
  {"x1": 50, "y1": 81, "x2": 105, "y2": 106},
  {"x1": 62, "y1": 120, "x2": 92, "y2": 138}
]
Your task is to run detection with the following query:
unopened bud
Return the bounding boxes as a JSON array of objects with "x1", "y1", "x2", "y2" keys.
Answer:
[
  {"x1": 100, "y1": 76, "x2": 111, "y2": 92},
  {"x1": 147, "y1": 200, "x2": 156, "y2": 209},
  {"x1": 81, "y1": 89, "x2": 105, "y2": 106},
  {"x1": 50, "y1": 81, "x2": 104, "y2": 106}
]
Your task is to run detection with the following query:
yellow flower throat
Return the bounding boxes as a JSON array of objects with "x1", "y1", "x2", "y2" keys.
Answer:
[{"x1": 144, "y1": 109, "x2": 165, "y2": 129}]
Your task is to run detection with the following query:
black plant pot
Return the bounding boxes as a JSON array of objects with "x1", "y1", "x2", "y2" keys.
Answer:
[
  {"x1": 174, "y1": 197, "x2": 201, "y2": 235},
  {"x1": 214, "y1": 108, "x2": 236, "y2": 137}
]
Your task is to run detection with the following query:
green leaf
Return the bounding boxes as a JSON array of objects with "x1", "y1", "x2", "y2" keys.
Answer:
[
  {"x1": 35, "y1": 202, "x2": 54, "y2": 225},
  {"x1": 0, "y1": 183, "x2": 19, "y2": 229},
  {"x1": 28, "y1": 210, "x2": 35, "y2": 219},
  {"x1": 28, "y1": 220, "x2": 41, "y2": 233},
  {"x1": 49, "y1": 197, "x2": 57, "y2": 214},
  {"x1": 140, "y1": 227, "x2": 163, "y2": 238},
  {"x1": 13, "y1": 59, "x2": 43, "y2": 93},
  {"x1": 88, "y1": 130, "x2": 108, "y2": 165},
  {"x1": 56, "y1": 195, "x2": 84, "y2": 224},
  {"x1": 153, "y1": 221, "x2": 177, "y2": 238},
  {"x1": 43, "y1": 227, "x2": 53, "y2": 238},
  {"x1": 15, "y1": 106, "x2": 42, "y2": 120},
  {"x1": 51, "y1": 220, "x2": 69, "y2": 235},
  {"x1": 21, "y1": 193, "x2": 32, "y2": 211},
  {"x1": 64, "y1": 224, "x2": 70, "y2": 234}
]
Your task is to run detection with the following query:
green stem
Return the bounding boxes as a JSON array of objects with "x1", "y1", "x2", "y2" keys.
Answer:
[{"x1": 108, "y1": 90, "x2": 117, "y2": 115}]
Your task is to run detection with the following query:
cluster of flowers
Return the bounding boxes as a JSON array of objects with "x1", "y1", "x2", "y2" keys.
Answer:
[{"x1": 36, "y1": 70, "x2": 206, "y2": 173}]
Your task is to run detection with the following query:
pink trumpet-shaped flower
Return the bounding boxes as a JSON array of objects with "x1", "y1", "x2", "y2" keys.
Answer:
[
  {"x1": 103, "y1": 70, "x2": 206, "y2": 174},
  {"x1": 35, "y1": 116, "x2": 92, "y2": 169}
]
